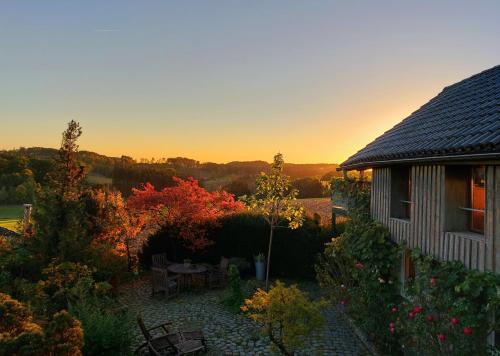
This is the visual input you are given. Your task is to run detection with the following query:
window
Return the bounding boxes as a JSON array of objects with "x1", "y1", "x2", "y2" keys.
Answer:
[
  {"x1": 469, "y1": 166, "x2": 485, "y2": 233},
  {"x1": 391, "y1": 167, "x2": 412, "y2": 219},
  {"x1": 444, "y1": 165, "x2": 486, "y2": 234}
]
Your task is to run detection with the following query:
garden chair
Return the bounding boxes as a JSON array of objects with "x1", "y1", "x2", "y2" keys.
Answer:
[
  {"x1": 152, "y1": 253, "x2": 174, "y2": 269},
  {"x1": 207, "y1": 257, "x2": 229, "y2": 288},
  {"x1": 136, "y1": 316, "x2": 206, "y2": 355},
  {"x1": 151, "y1": 267, "x2": 180, "y2": 298}
]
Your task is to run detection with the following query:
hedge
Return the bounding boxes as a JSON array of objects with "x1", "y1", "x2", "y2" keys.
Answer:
[{"x1": 140, "y1": 212, "x2": 332, "y2": 279}]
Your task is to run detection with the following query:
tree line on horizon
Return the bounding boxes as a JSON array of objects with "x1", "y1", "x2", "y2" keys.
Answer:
[{"x1": 0, "y1": 146, "x2": 343, "y2": 204}]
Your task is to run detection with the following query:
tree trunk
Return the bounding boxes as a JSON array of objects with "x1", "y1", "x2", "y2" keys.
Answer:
[
  {"x1": 125, "y1": 239, "x2": 132, "y2": 272},
  {"x1": 265, "y1": 224, "x2": 274, "y2": 291}
]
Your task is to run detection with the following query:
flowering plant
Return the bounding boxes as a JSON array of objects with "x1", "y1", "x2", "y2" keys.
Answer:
[{"x1": 389, "y1": 250, "x2": 500, "y2": 355}]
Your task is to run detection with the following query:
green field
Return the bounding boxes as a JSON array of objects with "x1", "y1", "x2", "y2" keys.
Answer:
[
  {"x1": 86, "y1": 172, "x2": 113, "y2": 186},
  {"x1": 0, "y1": 205, "x2": 24, "y2": 231}
]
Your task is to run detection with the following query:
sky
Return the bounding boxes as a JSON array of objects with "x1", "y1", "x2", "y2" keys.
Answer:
[{"x1": 1, "y1": 1, "x2": 499, "y2": 164}]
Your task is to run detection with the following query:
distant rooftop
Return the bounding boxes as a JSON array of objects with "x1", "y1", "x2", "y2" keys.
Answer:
[
  {"x1": 0, "y1": 226, "x2": 20, "y2": 238},
  {"x1": 341, "y1": 65, "x2": 500, "y2": 169}
]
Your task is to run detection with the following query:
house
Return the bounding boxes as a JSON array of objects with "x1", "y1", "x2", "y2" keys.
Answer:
[{"x1": 339, "y1": 65, "x2": 500, "y2": 277}]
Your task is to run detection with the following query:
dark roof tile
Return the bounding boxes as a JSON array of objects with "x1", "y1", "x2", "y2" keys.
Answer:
[{"x1": 341, "y1": 65, "x2": 500, "y2": 168}]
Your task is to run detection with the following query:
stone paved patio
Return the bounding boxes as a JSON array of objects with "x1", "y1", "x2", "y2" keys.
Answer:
[{"x1": 119, "y1": 276, "x2": 370, "y2": 355}]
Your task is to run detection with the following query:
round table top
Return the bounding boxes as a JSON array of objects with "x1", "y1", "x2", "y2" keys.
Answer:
[{"x1": 168, "y1": 263, "x2": 207, "y2": 274}]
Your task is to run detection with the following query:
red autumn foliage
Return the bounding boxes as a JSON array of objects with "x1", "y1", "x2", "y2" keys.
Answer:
[
  {"x1": 127, "y1": 177, "x2": 244, "y2": 250},
  {"x1": 89, "y1": 189, "x2": 161, "y2": 270}
]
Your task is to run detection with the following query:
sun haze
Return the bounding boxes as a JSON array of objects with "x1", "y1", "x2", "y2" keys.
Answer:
[{"x1": 1, "y1": 1, "x2": 499, "y2": 163}]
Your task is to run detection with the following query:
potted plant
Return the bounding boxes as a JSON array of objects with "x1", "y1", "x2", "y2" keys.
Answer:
[
  {"x1": 184, "y1": 258, "x2": 192, "y2": 268},
  {"x1": 254, "y1": 253, "x2": 266, "y2": 281}
]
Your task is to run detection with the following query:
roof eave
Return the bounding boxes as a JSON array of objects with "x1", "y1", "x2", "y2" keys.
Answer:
[{"x1": 339, "y1": 151, "x2": 500, "y2": 171}]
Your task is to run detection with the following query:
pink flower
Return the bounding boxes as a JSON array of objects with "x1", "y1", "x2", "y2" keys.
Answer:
[
  {"x1": 451, "y1": 317, "x2": 459, "y2": 326},
  {"x1": 463, "y1": 327, "x2": 473, "y2": 335},
  {"x1": 426, "y1": 315, "x2": 433, "y2": 322},
  {"x1": 389, "y1": 322, "x2": 395, "y2": 328},
  {"x1": 340, "y1": 299, "x2": 347, "y2": 305},
  {"x1": 430, "y1": 277, "x2": 437, "y2": 286},
  {"x1": 437, "y1": 334, "x2": 446, "y2": 342},
  {"x1": 413, "y1": 306, "x2": 423, "y2": 314},
  {"x1": 391, "y1": 307, "x2": 398, "y2": 313},
  {"x1": 355, "y1": 262, "x2": 364, "y2": 269},
  {"x1": 389, "y1": 327, "x2": 395, "y2": 334},
  {"x1": 408, "y1": 312, "x2": 415, "y2": 319}
]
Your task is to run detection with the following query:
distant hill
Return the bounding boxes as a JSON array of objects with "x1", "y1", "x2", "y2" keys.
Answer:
[{"x1": 0, "y1": 147, "x2": 341, "y2": 196}]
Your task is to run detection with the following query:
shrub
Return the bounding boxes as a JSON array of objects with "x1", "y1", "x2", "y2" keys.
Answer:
[
  {"x1": 0, "y1": 292, "x2": 44, "y2": 355},
  {"x1": 223, "y1": 264, "x2": 245, "y2": 313},
  {"x1": 0, "y1": 292, "x2": 84, "y2": 356},
  {"x1": 70, "y1": 298, "x2": 132, "y2": 356},
  {"x1": 44, "y1": 310, "x2": 84, "y2": 356},
  {"x1": 391, "y1": 251, "x2": 500, "y2": 355},
  {"x1": 316, "y1": 177, "x2": 402, "y2": 353},
  {"x1": 242, "y1": 281, "x2": 326, "y2": 355}
]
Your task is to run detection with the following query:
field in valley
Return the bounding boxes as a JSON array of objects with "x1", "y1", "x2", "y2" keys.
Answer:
[
  {"x1": 0, "y1": 205, "x2": 23, "y2": 231},
  {"x1": 298, "y1": 197, "x2": 332, "y2": 226}
]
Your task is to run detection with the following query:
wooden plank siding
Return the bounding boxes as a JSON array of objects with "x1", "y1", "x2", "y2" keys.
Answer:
[{"x1": 371, "y1": 165, "x2": 500, "y2": 273}]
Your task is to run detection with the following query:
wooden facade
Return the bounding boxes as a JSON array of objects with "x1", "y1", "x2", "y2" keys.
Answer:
[{"x1": 371, "y1": 165, "x2": 500, "y2": 273}]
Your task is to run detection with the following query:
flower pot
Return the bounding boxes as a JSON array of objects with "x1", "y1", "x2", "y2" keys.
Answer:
[{"x1": 255, "y1": 261, "x2": 266, "y2": 281}]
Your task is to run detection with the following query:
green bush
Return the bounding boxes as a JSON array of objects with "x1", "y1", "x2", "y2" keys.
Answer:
[
  {"x1": 70, "y1": 298, "x2": 132, "y2": 356},
  {"x1": 223, "y1": 264, "x2": 245, "y2": 313}
]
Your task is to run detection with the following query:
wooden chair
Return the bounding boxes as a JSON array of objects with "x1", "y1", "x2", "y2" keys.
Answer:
[
  {"x1": 207, "y1": 257, "x2": 229, "y2": 288},
  {"x1": 151, "y1": 267, "x2": 180, "y2": 298},
  {"x1": 136, "y1": 316, "x2": 206, "y2": 355},
  {"x1": 152, "y1": 253, "x2": 174, "y2": 269}
]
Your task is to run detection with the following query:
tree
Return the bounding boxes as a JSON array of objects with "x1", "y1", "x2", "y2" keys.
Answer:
[
  {"x1": 127, "y1": 177, "x2": 244, "y2": 251},
  {"x1": 243, "y1": 153, "x2": 304, "y2": 290},
  {"x1": 291, "y1": 177, "x2": 326, "y2": 198},
  {"x1": 88, "y1": 188, "x2": 163, "y2": 271},
  {"x1": 32, "y1": 121, "x2": 91, "y2": 262}
]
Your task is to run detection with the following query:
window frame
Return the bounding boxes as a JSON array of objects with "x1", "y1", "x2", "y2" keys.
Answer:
[
  {"x1": 390, "y1": 166, "x2": 412, "y2": 220},
  {"x1": 469, "y1": 166, "x2": 485, "y2": 234}
]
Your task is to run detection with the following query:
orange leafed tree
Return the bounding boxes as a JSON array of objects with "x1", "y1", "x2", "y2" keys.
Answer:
[
  {"x1": 89, "y1": 189, "x2": 163, "y2": 270},
  {"x1": 127, "y1": 177, "x2": 244, "y2": 250}
]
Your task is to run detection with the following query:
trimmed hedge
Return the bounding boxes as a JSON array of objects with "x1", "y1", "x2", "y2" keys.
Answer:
[{"x1": 140, "y1": 212, "x2": 332, "y2": 279}]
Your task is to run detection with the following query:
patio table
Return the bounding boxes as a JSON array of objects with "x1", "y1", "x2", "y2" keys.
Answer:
[{"x1": 167, "y1": 263, "x2": 208, "y2": 290}]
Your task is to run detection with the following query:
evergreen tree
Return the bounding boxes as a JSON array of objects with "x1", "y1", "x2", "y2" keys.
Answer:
[{"x1": 32, "y1": 120, "x2": 91, "y2": 263}]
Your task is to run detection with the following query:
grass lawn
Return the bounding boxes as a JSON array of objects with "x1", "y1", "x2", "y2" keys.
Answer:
[{"x1": 0, "y1": 205, "x2": 24, "y2": 231}]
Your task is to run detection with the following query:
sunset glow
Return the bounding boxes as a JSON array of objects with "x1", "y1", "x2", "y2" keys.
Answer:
[{"x1": 1, "y1": 1, "x2": 499, "y2": 163}]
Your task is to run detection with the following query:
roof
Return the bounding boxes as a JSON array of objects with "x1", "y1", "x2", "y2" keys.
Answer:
[
  {"x1": 0, "y1": 226, "x2": 20, "y2": 238},
  {"x1": 341, "y1": 65, "x2": 500, "y2": 169}
]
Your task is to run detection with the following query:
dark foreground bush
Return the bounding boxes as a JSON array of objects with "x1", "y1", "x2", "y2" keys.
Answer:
[{"x1": 141, "y1": 212, "x2": 331, "y2": 279}]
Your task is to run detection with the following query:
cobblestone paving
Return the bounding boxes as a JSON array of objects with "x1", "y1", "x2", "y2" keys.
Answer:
[{"x1": 119, "y1": 277, "x2": 370, "y2": 355}]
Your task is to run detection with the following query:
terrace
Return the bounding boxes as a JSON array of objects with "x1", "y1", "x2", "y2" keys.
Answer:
[{"x1": 120, "y1": 275, "x2": 370, "y2": 355}]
